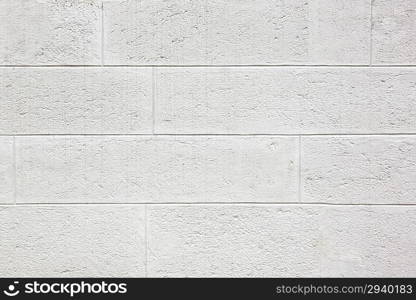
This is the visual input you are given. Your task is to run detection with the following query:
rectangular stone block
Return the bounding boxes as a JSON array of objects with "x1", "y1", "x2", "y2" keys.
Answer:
[
  {"x1": 104, "y1": 0, "x2": 370, "y2": 65},
  {"x1": 155, "y1": 67, "x2": 416, "y2": 134},
  {"x1": 0, "y1": 67, "x2": 152, "y2": 134},
  {"x1": 301, "y1": 136, "x2": 416, "y2": 204},
  {"x1": 16, "y1": 136, "x2": 298, "y2": 203},
  {"x1": 204, "y1": 0, "x2": 370, "y2": 65},
  {"x1": 0, "y1": 205, "x2": 146, "y2": 277},
  {"x1": 372, "y1": 0, "x2": 416, "y2": 64},
  {"x1": 147, "y1": 205, "x2": 416, "y2": 277},
  {"x1": 0, "y1": 0, "x2": 101, "y2": 65},
  {"x1": 321, "y1": 206, "x2": 416, "y2": 277}
]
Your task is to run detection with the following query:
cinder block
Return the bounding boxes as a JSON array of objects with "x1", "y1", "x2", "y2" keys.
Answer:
[
  {"x1": 321, "y1": 206, "x2": 416, "y2": 276},
  {"x1": 147, "y1": 205, "x2": 321, "y2": 277},
  {"x1": 104, "y1": 0, "x2": 370, "y2": 65},
  {"x1": 16, "y1": 136, "x2": 298, "y2": 203},
  {"x1": 0, "y1": 137, "x2": 14, "y2": 204},
  {"x1": 0, "y1": 205, "x2": 146, "y2": 276},
  {"x1": 0, "y1": 0, "x2": 102, "y2": 65},
  {"x1": 0, "y1": 67, "x2": 152, "y2": 134},
  {"x1": 155, "y1": 67, "x2": 416, "y2": 134},
  {"x1": 301, "y1": 136, "x2": 416, "y2": 204},
  {"x1": 372, "y1": 0, "x2": 416, "y2": 64}
]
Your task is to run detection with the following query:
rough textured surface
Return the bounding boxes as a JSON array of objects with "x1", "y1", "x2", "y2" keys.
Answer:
[
  {"x1": 372, "y1": 0, "x2": 416, "y2": 64},
  {"x1": 147, "y1": 205, "x2": 321, "y2": 277},
  {"x1": 104, "y1": 0, "x2": 370, "y2": 65},
  {"x1": 3, "y1": 204, "x2": 414, "y2": 277},
  {"x1": 155, "y1": 67, "x2": 416, "y2": 134},
  {"x1": 16, "y1": 136, "x2": 298, "y2": 203},
  {"x1": 0, "y1": 0, "x2": 415, "y2": 278},
  {"x1": 104, "y1": 0, "x2": 206, "y2": 65},
  {"x1": 0, "y1": 137, "x2": 14, "y2": 204},
  {"x1": 0, "y1": 67, "x2": 152, "y2": 134},
  {"x1": 320, "y1": 206, "x2": 416, "y2": 277},
  {"x1": 0, "y1": 0, "x2": 101, "y2": 65},
  {"x1": 148, "y1": 205, "x2": 416, "y2": 277},
  {"x1": 301, "y1": 136, "x2": 416, "y2": 204},
  {"x1": 0, "y1": 205, "x2": 145, "y2": 277},
  {"x1": 205, "y1": 0, "x2": 370, "y2": 65}
]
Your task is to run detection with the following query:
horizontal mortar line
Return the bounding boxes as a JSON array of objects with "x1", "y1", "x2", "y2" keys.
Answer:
[
  {"x1": 2, "y1": 202, "x2": 416, "y2": 206},
  {"x1": 1, "y1": 64, "x2": 416, "y2": 68},
  {"x1": 3, "y1": 133, "x2": 416, "y2": 137}
]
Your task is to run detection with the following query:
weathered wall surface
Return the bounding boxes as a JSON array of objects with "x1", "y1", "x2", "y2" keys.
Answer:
[{"x1": 1, "y1": 0, "x2": 415, "y2": 277}]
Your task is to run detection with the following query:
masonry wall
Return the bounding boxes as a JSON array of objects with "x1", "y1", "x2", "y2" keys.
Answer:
[{"x1": 1, "y1": 0, "x2": 415, "y2": 277}]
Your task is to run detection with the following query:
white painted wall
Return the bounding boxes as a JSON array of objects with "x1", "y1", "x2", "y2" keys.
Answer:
[{"x1": 0, "y1": 0, "x2": 415, "y2": 277}]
